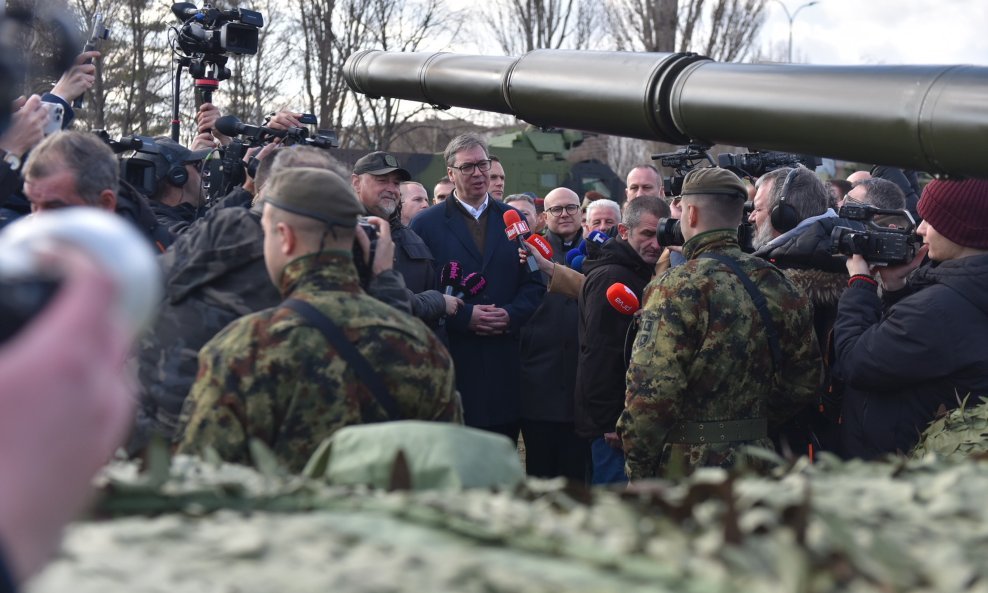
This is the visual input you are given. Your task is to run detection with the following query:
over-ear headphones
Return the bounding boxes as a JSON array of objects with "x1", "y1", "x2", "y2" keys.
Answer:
[
  {"x1": 769, "y1": 167, "x2": 801, "y2": 233},
  {"x1": 162, "y1": 153, "x2": 189, "y2": 188}
]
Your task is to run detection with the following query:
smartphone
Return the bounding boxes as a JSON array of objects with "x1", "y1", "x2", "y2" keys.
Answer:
[{"x1": 41, "y1": 102, "x2": 64, "y2": 137}]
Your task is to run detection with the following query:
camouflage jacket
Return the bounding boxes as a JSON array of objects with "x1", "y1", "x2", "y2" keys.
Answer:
[
  {"x1": 617, "y1": 229, "x2": 821, "y2": 480},
  {"x1": 175, "y1": 250, "x2": 462, "y2": 472}
]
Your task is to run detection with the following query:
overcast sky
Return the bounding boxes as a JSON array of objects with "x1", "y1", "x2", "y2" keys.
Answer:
[{"x1": 760, "y1": 0, "x2": 988, "y2": 66}]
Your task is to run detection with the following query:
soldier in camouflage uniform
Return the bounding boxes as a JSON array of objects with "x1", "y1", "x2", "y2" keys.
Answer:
[
  {"x1": 175, "y1": 167, "x2": 462, "y2": 472},
  {"x1": 617, "y1": 168, "x2": 821, "y2": 480}
]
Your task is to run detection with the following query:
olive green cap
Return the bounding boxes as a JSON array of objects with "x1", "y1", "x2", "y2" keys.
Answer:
[
  {"x1": 680, "y1": 167, "x2": 747, "y2": 200},
  {"x1": 261, "y1": 167, "x2": 362, "y2": 227}
]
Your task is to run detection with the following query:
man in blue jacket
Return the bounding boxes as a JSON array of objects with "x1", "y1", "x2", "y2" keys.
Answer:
[
  {"x1": 836, "y1": 178, "x2": 988, "y2": 458},
  {"x1": 411, "y1": 134, "x2": 545, "y2": 441}
]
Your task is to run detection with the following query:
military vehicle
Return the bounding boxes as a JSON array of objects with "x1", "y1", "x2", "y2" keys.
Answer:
[
  {"x1": 343, "y1": 49, "x2": 988, "y2": 179},
  {"x1": 334, "y1": 126, "x2": 625, "y2": 200}
]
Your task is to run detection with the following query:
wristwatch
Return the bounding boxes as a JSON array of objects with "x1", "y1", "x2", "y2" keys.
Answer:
[{"x1": 0, "y1": 149, "x2": 21, "y2": 172}]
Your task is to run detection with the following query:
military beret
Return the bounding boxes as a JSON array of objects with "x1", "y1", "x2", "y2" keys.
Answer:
[
  {"x1": 261, "y1": 167, "x2": 363, "y2": 228},
  {"x1": 680, "y1": 167, "x2": 747, "y2": 200},
  {"x1": 353, "y1": 151, "x2": 411, "y2": 181}
]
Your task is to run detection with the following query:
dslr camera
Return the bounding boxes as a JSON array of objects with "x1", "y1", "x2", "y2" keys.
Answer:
[{"x1": 830, "y1": 203, "x2": 921, "y2": 266}]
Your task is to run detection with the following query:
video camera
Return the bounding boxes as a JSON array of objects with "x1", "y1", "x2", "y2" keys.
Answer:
[
  {"x1": 653, "y1": 202, "x2": 756, "y2": 254},
  {"x1": 214, "y1": 115, "x2": 339, "y2": 150},
  {"x1": 652, "y1": 144, "x2": 714, "y2": 196},
  {"x1": 830, "y1": 203, "x2": 921, "y2": 266},
  {"x1": 718, "y1": 151, "x2": 822, "y2": 178},
  {"x1": 171, "y1": 2, "x2": 263, "y2": 58}
]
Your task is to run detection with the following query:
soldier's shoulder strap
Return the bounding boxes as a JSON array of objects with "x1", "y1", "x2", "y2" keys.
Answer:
[
  {"x1": 281, "y1": 298, "x2": 400, "y2": 421},
  {"x1": 698, "y1": 253, "x2": 783, "y2": 376}
]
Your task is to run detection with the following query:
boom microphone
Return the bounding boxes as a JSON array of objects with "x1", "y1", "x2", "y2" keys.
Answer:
[
  {"x1": 606, "y1": 283, "x2": 640, "y2": 315},
  {"x1": 503, "y1": 210, "x2": 539, "y2": 273},
  {"x1": 455, "y1": 272, "x2": 487, "y2": 299}
]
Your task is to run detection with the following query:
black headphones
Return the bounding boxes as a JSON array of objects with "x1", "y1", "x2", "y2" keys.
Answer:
[
  {"x1": 769, "y1": 167, "x2": 801, "y2": 233},
  {"x1": 159, "y1": 149, "x2": 189, "y2": 187}
]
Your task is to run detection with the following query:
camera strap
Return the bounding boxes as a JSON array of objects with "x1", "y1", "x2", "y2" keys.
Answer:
[
  {"x1": 281, "y1": 298, "x2": 401, "y2": 421},
  {"x1": 699, "y1": 253, "x2": 783, "y2": 377}
]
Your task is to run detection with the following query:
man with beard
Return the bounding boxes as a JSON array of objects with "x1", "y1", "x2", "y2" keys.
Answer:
[
  {"x1": 351, "y1": 152, "x2": 459, "y2": 327},
  {"x1": 749, "y1": 166, "x2": 848, "y2": 454}
]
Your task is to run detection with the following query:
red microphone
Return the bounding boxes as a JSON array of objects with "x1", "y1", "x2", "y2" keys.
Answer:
[
  {"x1": 503, "y1": 209, "x2": 539, "y2": 272},
  {"x1": 606, "y1": 283, "x2": 640, "y2": 315},
  {"x1": 525, "y1": 234, "x2": 553, "y2": 259}
]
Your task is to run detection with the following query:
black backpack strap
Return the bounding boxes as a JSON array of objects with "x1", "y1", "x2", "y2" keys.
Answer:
[
  {"x1": 281, "y1": 298, "x2": 400, "y2": 420},
  {"x1": 699, "y1": 253, "x2": 784, "y2": 376}
]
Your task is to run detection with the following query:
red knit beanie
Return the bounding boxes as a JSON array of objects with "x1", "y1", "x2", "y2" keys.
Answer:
[{"x1": 918, "y1": 178, "x2": 988, "y2": 249}]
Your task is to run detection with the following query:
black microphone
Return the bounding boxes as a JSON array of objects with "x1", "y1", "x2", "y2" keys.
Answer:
[
  {"x1": 455, "y1": 272, "x2": 487, "y2": 299},
  {"x1": 440, "y1": 260, "x2": 463, "y2": 296},
  {"x1": 215, "y1": 115, "x2": 301, "y2": 142}
]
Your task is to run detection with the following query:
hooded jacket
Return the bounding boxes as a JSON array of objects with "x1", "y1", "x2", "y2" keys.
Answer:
[
  {"x1": 835, "y1": 254, "x2": 988, "y2": 458},
  {"x1": 574, "y1": 237, "x2": 654, "y2": 438}
]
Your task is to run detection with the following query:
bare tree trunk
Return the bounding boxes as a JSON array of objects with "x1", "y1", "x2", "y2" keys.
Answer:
[{"x1": 490, "y1": 0, "x2": 599, "y2": 55}]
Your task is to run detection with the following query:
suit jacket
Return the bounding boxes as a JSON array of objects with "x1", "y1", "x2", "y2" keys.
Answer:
[{"x1": 411, "y1": 194, "x2": 546, "y2": 427}]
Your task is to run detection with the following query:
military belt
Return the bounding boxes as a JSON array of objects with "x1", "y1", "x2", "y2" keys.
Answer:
[{"x1": 666, "y1": 418, "x2": 768, "y2": 445}]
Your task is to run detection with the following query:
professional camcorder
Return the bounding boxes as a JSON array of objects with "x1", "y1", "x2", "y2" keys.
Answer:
[
  {"x1": 718, "y1": 151, "x2": 822, "y2": 178},
  {"x1": 171, "y1": 2, "x2": 263, "y2": 57},
  {"x1": 830, "y1": 203, "x2": 920, "y2": 265},
  {"x1": 652, "y1": 144, "x2": 714, "y2": 196}
]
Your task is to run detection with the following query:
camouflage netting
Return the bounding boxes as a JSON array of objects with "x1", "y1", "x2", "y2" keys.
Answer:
[
  {"x1": 910, "y1": 396, "x2": 988, "y2": 460},
  {"x1": 22, "y1": 443, "x2": 988, "y2": 593}
]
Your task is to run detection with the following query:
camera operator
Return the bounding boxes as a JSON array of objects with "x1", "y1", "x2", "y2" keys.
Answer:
[
  {"x1": 748, "y1": 166, "x2": 857, "y2": 452},
  {"x1": 836, "y1": 178, "x2": 988, "y2": 459},
  {"x1": 22, "y1": 131, "x2": 172, "y2": 251},
  {"x1": 129, "y1": 137, "x2": 211, "y2": 236}
]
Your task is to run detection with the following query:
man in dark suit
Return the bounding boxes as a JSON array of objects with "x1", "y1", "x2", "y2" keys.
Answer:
[{"x1": 411, "y1": 134, "x2": 545, "y2": 441}]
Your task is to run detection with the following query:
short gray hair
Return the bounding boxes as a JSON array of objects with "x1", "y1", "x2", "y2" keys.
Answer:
[
  {"x1": 586, "y1": 198, "x2": 621, "y2": 221},
  {"x1": 759, "y1": 167, "x2": 828, "y2": 224},
  {"x1": 504, "y1": 193, "x2": 535, "y2": 207},
  {"x1": 24, "y1": 131, "x2": 118, "y2": 203},
  {"x1": 622, "y1": 195, "x2": 669, "y2": 229},
  {"x1": 856, "y1": 178, "x2": 906, "y2": 210},
  {"x1": 444, "y1": 133, "x2": 488, "y2": 167}
]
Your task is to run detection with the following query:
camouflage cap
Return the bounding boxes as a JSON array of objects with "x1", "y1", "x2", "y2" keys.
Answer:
[
  {"x1": 353, "y1": 151, "x2": 411, "y2": 181},
  {"x1": 261, "y1": 167, "x2": 362, "y2": 228},
  {"x1": 680, "y1": 167, "x2": 747, "y2": 200}
]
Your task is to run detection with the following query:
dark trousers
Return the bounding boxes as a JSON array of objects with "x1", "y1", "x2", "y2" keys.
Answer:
[
  {"x1": 520, "y1": 420, "x2": 590, "y2": 482},
  {"x1": 482, "y1": 421, "x2": 520, "y2": 446}
]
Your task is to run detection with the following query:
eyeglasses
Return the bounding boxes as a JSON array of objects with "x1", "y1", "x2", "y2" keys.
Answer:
[
  {"x1": 546, "y1": 204, "x2": 580, "y2": 217},
  {"x1": 450, "y1": 160, "x2": 492, "y2": 175}
]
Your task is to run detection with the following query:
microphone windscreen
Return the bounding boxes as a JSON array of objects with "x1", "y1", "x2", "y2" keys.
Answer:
[
  {"x1": 606, "y1": 282, "x2": 640, "y2": 315},
  {"x1": 566, "y1": 247, "x2": 581, "y2": 266},
  {"x1": 214, "y1": 115, "x2": 242, "y2": 137},
  {"x1": 502, "y1": 209, "x2": 522, "y2": 228},
  {"x1": 587, "y1": 230, "x2": 609, "y2": 246},
  {"x1": 571, "y1": 254, "x2": 585, "y2": 272},
  {"x1": 525, "y1": 234, "x2": 553, "y2": 259},
  {"x1": 461, "y1": 272, "x2": 487, "y2": 297}
]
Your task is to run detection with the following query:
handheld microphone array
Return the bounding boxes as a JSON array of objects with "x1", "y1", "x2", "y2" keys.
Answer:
[
  {"x1": 606, "y1": 283, "x2": 640, "y2": 315},
  {"x1": 565, "y1": 230, "x2": 611, "y2": 272},
  {"x1": 503, "y1": 210, "x2": 540, "y2": 273}
]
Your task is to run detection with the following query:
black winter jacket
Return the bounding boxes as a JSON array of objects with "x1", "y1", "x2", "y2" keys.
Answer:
[
  {"x1": 574, "y1": 238, "x2": 654, "y2": 438},
  {"x1": 835, "y1": 254, "x2": 988, "y2": 458}
]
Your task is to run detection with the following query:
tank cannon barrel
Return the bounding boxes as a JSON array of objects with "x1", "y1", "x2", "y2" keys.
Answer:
[{"x1": 344, "y1": 49, "x2": 988, "y2": 178}]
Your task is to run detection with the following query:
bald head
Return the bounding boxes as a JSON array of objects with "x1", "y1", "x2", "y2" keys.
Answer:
[
  {"x1": 847, "y1": 170, "x2": 872, "y2": 185},
  {"x1": 543, "y1": 187, "x2": 581, "y2": 241}
]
